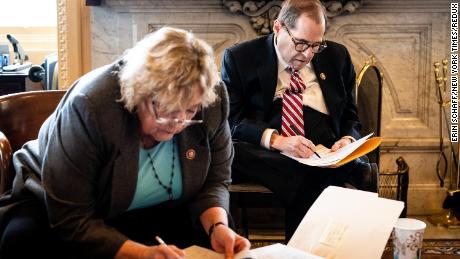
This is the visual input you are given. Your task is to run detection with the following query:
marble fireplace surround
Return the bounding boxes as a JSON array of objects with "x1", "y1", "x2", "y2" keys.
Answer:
[{"x1": 89, "y1": 0, "x2": 453, "y2": 216}]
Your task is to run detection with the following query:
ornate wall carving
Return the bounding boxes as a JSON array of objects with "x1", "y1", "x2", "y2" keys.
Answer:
[
  {"x1": 222, "y1": 0, "x2": 364, "y2": 35},
  {"x1": 223, "y1": 0, "x2": 282, "y2": 35}
]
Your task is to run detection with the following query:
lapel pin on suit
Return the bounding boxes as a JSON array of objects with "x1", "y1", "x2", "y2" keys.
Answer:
[
  {"x1": 186, "y1": 149, "x2": 196, "y2": 160},
  {"x1": 320, "y1": 73, "x2": 326, "y2": 80}
]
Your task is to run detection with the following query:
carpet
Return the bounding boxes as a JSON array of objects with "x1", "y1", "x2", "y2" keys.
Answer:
[{"x1": 250, "y1": 238, "x2": 460, "y2": 256}]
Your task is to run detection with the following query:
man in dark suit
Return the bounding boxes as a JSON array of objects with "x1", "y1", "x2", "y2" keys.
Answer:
[{"x1": 221, "y1": 0, "x2": 363, "y2": 239}]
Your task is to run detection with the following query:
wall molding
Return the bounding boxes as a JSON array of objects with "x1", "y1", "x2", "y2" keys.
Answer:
[
  {"x1": 57, "y1": 0, "x2": 91, "y2": 89},
  {"x1": 57, "y1": 0, "x2": 70, "y2": 89},
  {"x1": 102, "y1": 0, "x2": 225, "y2": 12},
  {"x1": 149, "y1": 23, "x2": 246, "y2": 68},
  {"x1": 336, "y1": 24, "x2": 433, "y2": 138}
]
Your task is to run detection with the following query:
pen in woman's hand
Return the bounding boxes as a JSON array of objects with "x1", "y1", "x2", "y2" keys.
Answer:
[
  {"x1": 289, "y1": 125, "x2": 321, "y2": 158},
  {"x1": 155, "y1": 236, "x2": 185, "y2": 258},
  {"x1": 155, "y1": 236, "x2": 166, "y2": 246}
]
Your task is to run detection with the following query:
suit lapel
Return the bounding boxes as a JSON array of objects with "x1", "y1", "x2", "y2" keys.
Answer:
[
  {"x1": 178, "y1": 106, "x2": 211, "y2": 202},
  {"x1": 258, "y1": 34, "x2": 279, "y2": 120},
  {"x1": 109, "y1": 111, "x2": 139, "y2": 217},
  {"x1": 311, "y1": 52, "x2": 344, "y2": 121},
  {"x1": 177, "y1": 119, "x2": 208, "y2": 202}
]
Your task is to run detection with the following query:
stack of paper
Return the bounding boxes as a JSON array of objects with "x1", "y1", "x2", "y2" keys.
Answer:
[
  {"x1": 282, "y1": 133, "x2": 381, "y2": 167},
  {"x1": 251, "y1": 243, "x2": 323, "y2": 258},
  {"x1": 288, "y1": 186, "x2": 404, "y2": 259},
  {"x1": 184, "y1": 245, "x2": 254, "y2": 259},
  {"x1": 185, "y1": 187, "x2": 403, "y2": 259}
]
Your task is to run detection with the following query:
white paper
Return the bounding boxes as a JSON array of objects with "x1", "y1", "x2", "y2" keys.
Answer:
[
  {"x1": 282, "y1": 133, "x2": 374, "y2": 167},
  {"x1": 288, "y1": 186, "x2": 404, "y2": 259},
  {"x1": 184, "y1": 245, "x2": 255, "y2": 259},
  {"x1": 252, "y1": 243, "x2": 324, "y2": 259}
]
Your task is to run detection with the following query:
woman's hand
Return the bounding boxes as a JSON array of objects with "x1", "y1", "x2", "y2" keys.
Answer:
[
  {"x1": 210, "y1": 224, "x2": 251, "y2": 259},
  {"x1": 115, "y1": 240, "x2": 185, "y2": 259},
  {"x1": 139, "y1": 244, "x2": 185, "y2": 259}
]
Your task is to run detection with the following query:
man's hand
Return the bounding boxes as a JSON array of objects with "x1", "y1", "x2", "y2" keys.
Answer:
[
  {"x1": 330, "y1": 137, "x2": 353, "y2": 151},
  {"x1": 210, "y1": 225, "x2": 251, "y2": 259},
  {"x1": 271, "y1": 134, "x2": 316, "y2": 158}
]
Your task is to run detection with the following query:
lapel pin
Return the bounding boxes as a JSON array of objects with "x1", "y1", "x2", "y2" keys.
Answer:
[
  {"x1": 186, "y1": 149, "x2": 196, "y2": 160},
  {"x1": 320, "y1": 73, "x2": 326, "y2": 80}
]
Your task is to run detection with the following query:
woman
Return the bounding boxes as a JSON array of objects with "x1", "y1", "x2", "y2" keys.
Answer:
[{"x1": 1, "y1": 27, "x2": 249, "y2": 258}]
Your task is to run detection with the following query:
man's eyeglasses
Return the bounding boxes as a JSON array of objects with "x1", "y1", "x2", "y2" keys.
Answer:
[
  {"x1": 284, "y1": 26, "x2": 327, "y2": 54},
  {"x1": 150, "y1": 102, "x2": 203, "y2": 126}
]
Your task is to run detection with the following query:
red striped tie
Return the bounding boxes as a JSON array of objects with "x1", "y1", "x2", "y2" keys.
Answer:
[{"x1": 281, "y1": 68, "x2": 306, "y2": 137}]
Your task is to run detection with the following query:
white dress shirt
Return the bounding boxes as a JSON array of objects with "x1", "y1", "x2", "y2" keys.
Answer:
[{"x1": 260, "y1": 36, "x2": 329, "y2": 149}]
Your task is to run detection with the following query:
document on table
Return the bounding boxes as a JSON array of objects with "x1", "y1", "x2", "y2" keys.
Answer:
[
  {"x1": 184, "y1": 243, "x2": 323, "y2": 259},
  {"x1": 251, "y1": 243, "x2": 324, "y2": 259},
  {"x1": 282, "y1": 133, "x2": 382, "y2": 167},
  {"x1": 288, "y1": 186, "x2": 404, "y2": 259},
  {"x1": 184, "y1": 246, "x2": 255, "y2": 259}
]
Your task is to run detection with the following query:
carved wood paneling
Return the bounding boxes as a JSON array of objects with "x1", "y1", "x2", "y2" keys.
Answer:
[
  {"x1": 57, "y1": 0, "x2": 70, "y2": 89},
  {"x1": 57, "y1": 0, "x2": 92, "y2": 88}
]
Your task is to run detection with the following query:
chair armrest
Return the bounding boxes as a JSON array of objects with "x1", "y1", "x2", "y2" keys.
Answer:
[
  {"x1": 0, "y1": 131, "x2": 13, "y2": 194},
  {"x1": 348, "y1": 156, "x2": 379, "y2": 193}
]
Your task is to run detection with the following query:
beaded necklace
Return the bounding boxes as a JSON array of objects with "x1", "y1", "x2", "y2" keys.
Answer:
[{"x1": 146, "y1": 138, "x2": 176, "y2": 200}]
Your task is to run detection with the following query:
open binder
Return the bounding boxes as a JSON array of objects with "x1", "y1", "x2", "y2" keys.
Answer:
[
  {"x1": 288, "y1": 186, "x2": 403, "y2": 259},
  {"x1": 184, "y1": 187, "x2": 403, "y2": 259},
  {"x1": 283, "y1": 133, "x2": 382, "y2": 167}
]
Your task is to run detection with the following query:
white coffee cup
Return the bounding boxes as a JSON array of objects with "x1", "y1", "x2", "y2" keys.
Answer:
[{"x1": 392, "y1": 218, "x2": 426, "y2": 259}]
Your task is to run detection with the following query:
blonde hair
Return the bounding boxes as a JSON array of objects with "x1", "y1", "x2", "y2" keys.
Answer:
[{"x1": 118, "y1": 27, "x2": 219, "y2": 112}]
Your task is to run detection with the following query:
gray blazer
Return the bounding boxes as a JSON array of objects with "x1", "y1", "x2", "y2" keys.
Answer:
[{"x1": 12, "y1": 61, "x2": 233, "y2": 257}]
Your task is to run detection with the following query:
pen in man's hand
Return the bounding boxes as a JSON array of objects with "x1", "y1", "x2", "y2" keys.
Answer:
[{"x1": 289, "y1": 125, "x2": 321, "y2": 158}]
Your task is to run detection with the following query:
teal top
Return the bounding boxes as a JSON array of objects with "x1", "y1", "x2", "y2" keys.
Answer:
[{"x1": 128, "y1": 137, "x2": 182, "y2": 211}]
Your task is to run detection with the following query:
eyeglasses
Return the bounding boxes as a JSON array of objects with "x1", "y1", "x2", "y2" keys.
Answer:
[
  {"x1": 284, "y1": 26, "x2": 327, "y2": 54},
  {"x1": 150, "y1": 101, "x2": 203, "y2": 126}
]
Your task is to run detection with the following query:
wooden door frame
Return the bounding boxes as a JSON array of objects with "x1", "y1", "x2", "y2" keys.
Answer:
[{"x1": 57, "y1": 0, "x2": 91, "y2": 89}]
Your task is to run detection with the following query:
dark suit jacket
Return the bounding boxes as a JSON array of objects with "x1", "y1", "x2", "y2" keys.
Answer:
[
  {"x1": 12, "y1": 61, "x2": 233, "y2": 257},
  {"x1": 221, "y1": 34, "x2": 361, "y2": 145}
]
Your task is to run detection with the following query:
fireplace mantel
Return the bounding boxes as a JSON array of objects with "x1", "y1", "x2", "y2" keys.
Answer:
[{"x1": 71, "y1": 0, "x2": 454, "y2": 215}]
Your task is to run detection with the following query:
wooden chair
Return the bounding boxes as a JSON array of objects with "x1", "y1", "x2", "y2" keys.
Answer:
[
  {"x1": 229, "y1": 182, "x2": 281, "y2": 238},
  {"x1": 0, "y1": 90, "x2": 66, "y2": 194},
  {"x1": 0, "y1": 131, "x2": 13, "y2": 195},
  {"x1": 356, "y1": 55, "x2": 383, "y2": 166}
]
